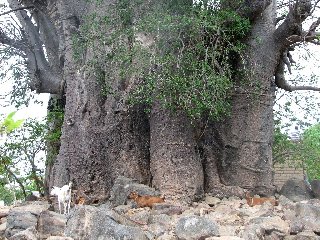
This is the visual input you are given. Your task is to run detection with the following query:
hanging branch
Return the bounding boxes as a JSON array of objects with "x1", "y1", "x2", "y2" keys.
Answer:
[{"x1": 275, "y1": 60, "x2": 320, "y2": 92}]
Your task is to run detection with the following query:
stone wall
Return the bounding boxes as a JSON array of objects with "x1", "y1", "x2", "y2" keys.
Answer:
[{"x1": 274, "y1": 161, "x2": 304, "y2": 190}]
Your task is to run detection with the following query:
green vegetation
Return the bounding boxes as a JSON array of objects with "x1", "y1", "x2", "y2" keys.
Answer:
[
  {"x1": 72, "y1": 0, "x2": 250, "y2": 119},
  {"x1": 273, "y1": 122, "x2": 320, "y2": 180},
  {"x1": 0, "y1": 112, "x2": 24, "y2": 134},
  {"x1": 301, "y1": 124, "x2": 320, "y2": 179},
  {"x1": 0, "y1": 110, "x2": 63, "y2": 204}
]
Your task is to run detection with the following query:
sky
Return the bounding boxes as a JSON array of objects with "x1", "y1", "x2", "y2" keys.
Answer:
[{"x1": 0, "y1": 0, "x2": 49, "y2": 122}]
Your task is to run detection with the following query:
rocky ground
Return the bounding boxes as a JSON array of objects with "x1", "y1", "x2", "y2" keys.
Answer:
[{"x1": 1, "y1": 177, "x2": 320, "y2": 240}]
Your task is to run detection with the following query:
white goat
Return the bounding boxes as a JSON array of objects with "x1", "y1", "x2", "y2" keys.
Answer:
[{"x1": 50, "y1": 182, "x2": 72, "y2": 215}]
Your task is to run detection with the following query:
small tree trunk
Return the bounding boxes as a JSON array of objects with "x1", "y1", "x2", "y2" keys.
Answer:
[{"x1": 150, "y1": 102, "x2": 204, "y2": 203}]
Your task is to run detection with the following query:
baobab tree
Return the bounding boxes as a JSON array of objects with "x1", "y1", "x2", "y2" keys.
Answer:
[{"x1": 0, "y1": 0, "x2": 319, "y2": 203}]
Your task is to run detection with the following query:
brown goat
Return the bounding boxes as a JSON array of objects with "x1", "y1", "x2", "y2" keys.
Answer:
[
  {"x1": 245, "y1": 192, "x2": 278, "y2": 207},
  {"x1": 128, "y1": 192, "x2": 165, "y2": 208}
]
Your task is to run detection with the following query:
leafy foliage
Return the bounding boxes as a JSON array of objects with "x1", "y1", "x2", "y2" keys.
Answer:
[
  {"x1": 301, "y1": 124, "x2": 320, "y2": 179},
  {"x1": 0, "y1": 111, "x2": 24, "y2": 134},
  {"x1": 72, "y1": 0, "x2": 250, "y2": 119},
  {"x1": 273, "y1": 122, "x2": 320, "y2": 180},
  {"x1": 0, "y1": 116, "x2": 52, "y2": 198}
]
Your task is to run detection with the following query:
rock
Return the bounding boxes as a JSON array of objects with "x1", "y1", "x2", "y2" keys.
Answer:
[
  {"x1": 109, "y1": 176, "x2": 161, "y2": 207},
  {"x1": 219, "y1": 225, "x2": 242, "y2": 237},
  {"x1": 113, "y1": 204, "x2": 132, "y2": 214},
  {"x1": 5, "y1": 201, "x2": 50, "y2": 238},
  {"x1": 289, "y1": 220, "x2": 304, "y2": 234},
  {"x1": 148, "y1": 214, "x2": 172, "y2": 237},
  {"x1": 0, "y1": 208, "x2": 9, "y2": 219},
  {"x1": 175, "y1": 215, "x2": 219, "y2": 240},
  {"x1": 126, "y1": 209, "x2": 150, "y2": 225},
  {"x1": 37, "y1": 210, "x2": 67, "y2": 239},
  {"x1": 280, "y1": 178, "x2": 313, "y2": 202},
  {"x1": 204, "y1": 195, "x2": 221, "y2": 207},
  {"x1": 0, "y1": 222, "x2": 6, "y2": 236},
  {"x1": 46, "y1": 237, "x2": 74, "y2": 240},
  {"x1": 157, "y1": 231, "x2": 177, "y2": 240},
  {"x1": 249, "y1": 216, "x2": 290, "y2": 235},
  {"x1": 147, "y1": 223, "x2": 167, "y2": 237},
  {"x1": 150, "y1": 213, "x2": 172, "y2": 225},
  {"x1": 65, "y1": 205, "x2": 148, "y2": 240},
  {"x1": 241, "y1": 225, "x2": 265, "y2": 240},
  {"x1": 9, "y1": 227, "x2": 38, "y2": 240},
  {"x1": 278, "y1": 195, "x2": 295, "y2": 209},
  {"x1": 311, "y1": 180, "x2": 320, "y2": 199},
  {"x1": 152, "y1": 204, "x2": 185, "y2": 216},
  {"x1": 284, "y1": 230, "x2": 320, "y2": 240},
  {"x1": 291, "y1": 201, "x2": 320, "y2": 232},
  {"x1": 206, "y1": 237, "x2": 244, "y2": 240}
]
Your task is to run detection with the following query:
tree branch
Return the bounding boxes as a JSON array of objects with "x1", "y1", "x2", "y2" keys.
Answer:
[
  {"x1": 285, "y1": 17, "x2": 320, "y2": 44},
  {"x1": 275, "y1": 60, "x2": 320, "y2": 92},
  {"x1": 6, "y1": 0, "x2": 62, "y2": 94},
  {"x1": 274, "y1": 0, "x2": 313, "y2": 47},
  {"x1": 0, "y1": 6, "x2": 34, "y2": 17}
]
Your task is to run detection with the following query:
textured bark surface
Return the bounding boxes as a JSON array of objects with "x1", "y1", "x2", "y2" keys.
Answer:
[
  {"x1": 150, "y1": 102, "x2": 204, "y2": 202},
  {"x1": 50, "y1": 0, "x2": 151, "y2": 202},
  {"x1": 50, "y1": 0, "x2": 278, "y2": 200},
  {"x1": 5, "y1": 0, "x2": 307, "y2": 201},
  {"x1": 200, "y1": 1, "x2": 278, "y2": 196}
]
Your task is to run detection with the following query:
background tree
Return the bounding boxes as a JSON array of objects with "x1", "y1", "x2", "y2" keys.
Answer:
[
  {"x1": 0, "y1": 0, "x2": 319, "y2": 202},
  {"x1": 0, "y1": 117, "x2": 47, "y2": 198}
]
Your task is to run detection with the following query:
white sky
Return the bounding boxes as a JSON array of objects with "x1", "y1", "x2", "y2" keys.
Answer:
[{"x1": 0, "y1": 0, "x2": 49, "y2": 122}]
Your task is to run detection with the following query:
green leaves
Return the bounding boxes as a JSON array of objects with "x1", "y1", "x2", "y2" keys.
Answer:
[
  {"x1": 73, "y1": 0, "x2": 250, "y2": 120},
  {"x1": 273, "y1": 123, "x2": 320, "y2": 180},
  {"x1": 302, "y1": 124, "x2": 320, "y2": 179},
  {"x1": 0, "y1": 112, "x2": 24, "y2": 134}
]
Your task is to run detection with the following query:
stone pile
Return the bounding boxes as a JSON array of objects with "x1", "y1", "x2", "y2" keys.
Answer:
[{"x1": 1, "y1": 177, "x2": 320, "y2": 240}]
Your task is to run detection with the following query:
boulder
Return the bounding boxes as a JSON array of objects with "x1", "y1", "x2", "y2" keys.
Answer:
[
  {"x1": 5, "y1": 201, "x2": 49, "y2": 238},
  {"x1": 8, "y1": 227, "x2": 38, "y2": 240},
  {"x1": 248, "y1": 216, "x2": 290, "y2": 235},
  {"x1": 37, "y1": 210, "x2": 67, "y2": 239},
  {"x1": 175, "y1": 215, "x2": 219, "y2": 240},
  {"x1": 280, "y1": 178, "x2": 313, "y2": 202},
  {"x1": 65, "y1": 205, "x2": 148, "y2": 240},
  {"x1": 291, "y1": 201, "x2": 320, "y2": 232},
  {"x1": 241, "y1": 225, "x2": 265, "y2": 240},
  {"x1": 284, "y1": 230, "x2": 320, "y2": 240},
  {"x1": 109, "y1": 176, "x2": 161, "y2": 207}
]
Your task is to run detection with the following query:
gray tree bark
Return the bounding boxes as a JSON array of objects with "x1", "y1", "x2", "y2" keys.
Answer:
[
  {"x1": 2, "y1": 0, "x2": 317, "y2": 202},
  {"x1": 150, "y1": 102, "x2": 204, "y2": 202}
]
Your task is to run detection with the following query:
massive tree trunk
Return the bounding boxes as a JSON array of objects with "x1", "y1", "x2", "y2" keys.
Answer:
[
  {"x1": 204, "y1": 1, "x2": 278, "y2": 196},
  {"x1": 150, "y1": 102, "x2": 204, "y2": 202},
  {"x1": 2, "y1": 0, "x2": 316, "y2": 203},
  {"x1": 51, "y1": 0, "x2": 151, "y2": 202}
]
